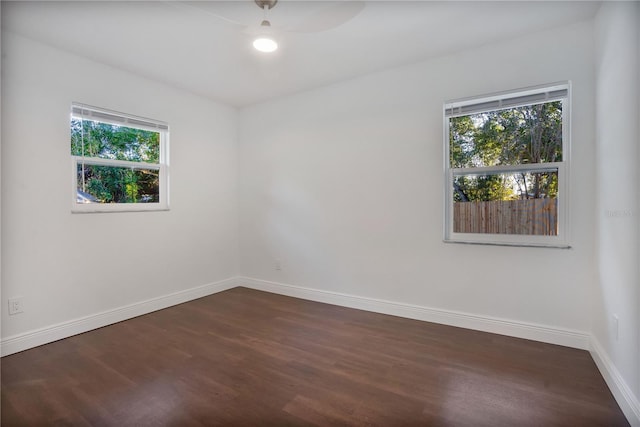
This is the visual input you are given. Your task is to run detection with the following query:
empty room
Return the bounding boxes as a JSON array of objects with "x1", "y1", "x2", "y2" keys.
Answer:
[{"x1": 1, "y1": 0, "x2": 639, "y2": 425}]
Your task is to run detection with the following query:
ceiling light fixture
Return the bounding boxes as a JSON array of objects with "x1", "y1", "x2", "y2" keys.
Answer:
[
  {"x1": 252, "y1": 26, "x2": 277, "y2": 53},
  {"x1": 253, "y1": 0, "x2": 278, "y2": 53}
]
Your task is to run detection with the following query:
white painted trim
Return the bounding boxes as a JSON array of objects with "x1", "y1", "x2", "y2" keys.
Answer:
[
  {"x1": 443, "y1": 83, "x2": 571, "y2": 248},
  {"x1": 239, "y1": 277, "x2": 640, "y2": 424},
  {"x1": 590, "y1": 337, "x2": 640, "y2": 427},
  {"x1": 4, "y1": 275, "x2": 634, "y2": 426},
  {"x1": 237, "y1": 276, "x2": 590, "y2": 350},
  {"x1": 0, "y1": 277, "x2": 238, "y2": 357}
]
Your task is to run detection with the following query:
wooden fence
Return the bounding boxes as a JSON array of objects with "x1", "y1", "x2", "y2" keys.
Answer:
[{"x1": 453, "y1": 198, "x2": 557, "y2": 235}]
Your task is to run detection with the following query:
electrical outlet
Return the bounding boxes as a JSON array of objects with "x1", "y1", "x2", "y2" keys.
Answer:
[
  {"x1": 275, "y1": 260, "x2": 282, "y2": 271},
  {"x1": 8, "y1": 297, "x2": 24, "y2": 315},
  {"x1": 613, "y1": 314, "x2": 619, "y2": 340}
]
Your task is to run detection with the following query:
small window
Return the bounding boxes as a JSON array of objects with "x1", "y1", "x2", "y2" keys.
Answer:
[
  {"x1": 443, "y1": 83, "x2": 570, "y2": 247},
  {"x1": 70, "y1": 103, "x2": 169, "y2": 212}
]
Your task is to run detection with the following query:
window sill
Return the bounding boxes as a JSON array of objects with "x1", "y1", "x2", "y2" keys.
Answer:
[
  {"x1": 443, "y1": 239, "x2": 571, "y2": 249},
  {"x1": 72, "y1": 205, "x2": 170, "y2": 214}
]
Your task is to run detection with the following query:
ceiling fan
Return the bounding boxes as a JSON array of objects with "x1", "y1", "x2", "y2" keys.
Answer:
[
  {"x1": 169, "y1": 1, "x2": 365, "y2": 53},
  {"x1": 252, "y1": 0, "x2": 280, "y2": 52}
]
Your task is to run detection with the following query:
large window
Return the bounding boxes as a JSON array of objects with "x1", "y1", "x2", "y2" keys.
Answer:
[
  {"x1": 71, "y1": 103, "x2": 169, "y2": 212},
  {"x1": 443, "y1": 83, "x2": 570, "y2": 247}
]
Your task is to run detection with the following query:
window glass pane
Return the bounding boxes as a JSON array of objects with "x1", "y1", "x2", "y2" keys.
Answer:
[
  {"x1": 71, "y1": 118, "x2": 160, "y2": 164},
  {"x1": 449, "y1": 101, "x2": 562, "y2": 168},
  {"x1": 453, "y1": 170, "x2": 558, "y2": 236},
  {"x1": 76, "y1": 164, "x2": 160, "y2": 204}
]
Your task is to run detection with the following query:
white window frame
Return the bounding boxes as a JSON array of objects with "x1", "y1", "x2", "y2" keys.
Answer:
[
  {"x1": 443, "y1": 82, "x2": 571, "y2": 248},
  {"x1": 71, "y1": 103, "x2": 170, "y2": 213}
]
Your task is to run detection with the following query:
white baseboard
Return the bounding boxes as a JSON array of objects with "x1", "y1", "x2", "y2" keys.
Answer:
[
  {"x1": 4, "y1": 275, "x2": 634, "y2": 426},
  {"x1": 240, "y1": 277, "x2": 640, "y2": 424},
  {"x1": 237, "y1": 276, "x2": 591, "y2": 350},
  {"x1": 590, "y1": 338, "x2": 640, "y2": 427},
  {"x1": 0, "y1": 277, "x2": 239, "y2": 357}
]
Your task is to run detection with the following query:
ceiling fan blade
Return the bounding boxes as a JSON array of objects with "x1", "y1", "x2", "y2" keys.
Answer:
[
  {"x1": 163, "y1": 1, "x2": 248, "y2": 31},
  {"x1": 284, "y1": 1, "x2": 365, "y2": 33}
]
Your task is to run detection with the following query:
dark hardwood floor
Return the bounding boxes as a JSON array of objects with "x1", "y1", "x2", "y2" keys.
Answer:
[{"x1": 1, "y1": 287, "x2": 629, "y2": 426}]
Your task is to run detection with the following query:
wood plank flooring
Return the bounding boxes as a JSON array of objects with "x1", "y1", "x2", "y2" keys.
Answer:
[{"x1": 1, "y1": 287, "x2": 629, "y2": 426}]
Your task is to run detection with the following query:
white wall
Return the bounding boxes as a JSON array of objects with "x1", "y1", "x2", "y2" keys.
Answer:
[
  {"x1": 1, "y1": 33, "x2": 239, "y2": 339},
  {"x1": 593, "y1": 0, "x2": 640, "y2": 419},
  {"x1": 0, "y1": 5, "x2": 3, "y2": 346},
  {"x1": 239, "y1": 20, "x2": 596, "y2": 335},
  {"x1": 1, "y1": 4, "x2": 638, "y2": 423}
]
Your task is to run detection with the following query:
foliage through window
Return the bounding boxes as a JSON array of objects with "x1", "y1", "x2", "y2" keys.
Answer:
[
  {"x1": 444, "y1": 83, "x2": 569, "y2": 247},
  {"x1": 71, "y1": 103, "x2": 169, "y2": 212}
]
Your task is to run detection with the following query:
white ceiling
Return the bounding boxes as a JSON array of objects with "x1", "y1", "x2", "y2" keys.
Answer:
[{"x1": 3, "y1": 1, "x2": 600, "y2": 108}]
